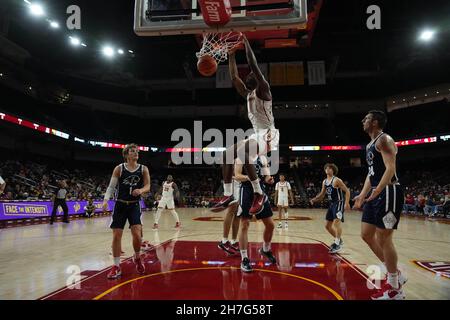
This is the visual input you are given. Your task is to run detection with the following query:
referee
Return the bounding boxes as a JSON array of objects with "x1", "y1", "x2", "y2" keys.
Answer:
[{"x1": 50, "y1": 180, "x2": 69, "y2": 224}]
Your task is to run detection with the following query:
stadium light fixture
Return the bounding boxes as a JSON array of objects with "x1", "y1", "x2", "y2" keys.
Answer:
[
  {"x1": 419, "y1": 29, "x2": 435, "y2": 42},
  {"x1": 69, "y1": 36, "x2": 81, "y2": 46},
  {"x1": 81, "y1": 43, "x2": 87, "y2": 47},
  {"x1": 128, "y1": 50, "x2": 134, "y2": 53},
  {"x1": 118, "y1": 49, "x2": 124, "y2": 55},
  {"x1": 49, "y1": 21, "x2": 59, "y2": 29},
  {"x1": 102, "y1": 46, "x2": 115, "y2": 58},
  {"x1": 29, "y1": 3, "x2": 45, "y2": 16}
]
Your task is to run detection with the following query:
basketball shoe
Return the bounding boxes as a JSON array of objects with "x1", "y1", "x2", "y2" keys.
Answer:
[
  {"x1": 218, "y1": 241, "x2": 234, "y2": 255},
  {"x1": 259, "y1": 248, "x2": 277, "y2": 264},
  {"x1": 371, "y1": 283, "x2": 405, "y2": 300},
  {"x1": 211, "y1": 195, "x2": 235, "y2": 212},
  {"x1": 133, "y1": 256, "x2": 145, "y2": 274},
  {"x1": 241, "y1": 258, "x2": 253, "y2": 273},
  {"x1": 107, "y1": 265, "x2": 122, "y2": 279},
  {"x1": 250, "y1": 193, "x2": 266, "y2": 214}
]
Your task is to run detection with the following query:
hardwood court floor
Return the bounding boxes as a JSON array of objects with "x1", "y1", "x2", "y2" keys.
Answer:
[{"x1": 0, "y1": 208, "x2": 449, "y2": 300}]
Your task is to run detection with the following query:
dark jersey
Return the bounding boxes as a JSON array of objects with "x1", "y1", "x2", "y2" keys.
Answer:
[
  {"x1": 241, "y1": 158, "x2": 265, "y2": 192},
  {"x1": 324, "y1": 177, "x2": 343, "y2": 203},
  {"x1": 116, "y1": 163, "x2": 144, "y2": 201},
  {"x1": 366, "y1": 132, "x2": 399, "y2": 187}
]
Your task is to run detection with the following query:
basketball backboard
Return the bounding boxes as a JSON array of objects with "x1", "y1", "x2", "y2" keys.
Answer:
[{"x1": 134, "y1": 0, "x2": 308, "y2": 37}]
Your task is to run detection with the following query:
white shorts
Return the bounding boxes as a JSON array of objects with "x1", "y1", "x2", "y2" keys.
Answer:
[
  {"x1": 277, "y1": 198, "x2": 289, "y2": 207},
  {"x1": 158, "y1": 198, "x2": 175, "y2": 210},
  {"x1": 249, "y1": 128, "x2": 280, "y2": 155}
]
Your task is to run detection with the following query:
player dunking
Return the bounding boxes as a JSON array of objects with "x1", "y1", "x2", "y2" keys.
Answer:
[
  {"x1": 212, "y1": 35, "x2": 279, "y2": 215},
  {"x1": 310, "y1": 163, "x2": 350, "y2": 253},
  {"x1": 103, "y1": 144, "x2": 150, "y2": 279},
  {"x1": 153, "y1": 175, "x2": 181, "y2": 229},
  {"x1": 235, "y1": 156, "x2": 277, "y2": 273},
  {"x1": 274, "y1": 174, "x2": 294, "y2": 229},
  {"x1": 353, "y1": 110, "x2": 407, "y2": 300}
]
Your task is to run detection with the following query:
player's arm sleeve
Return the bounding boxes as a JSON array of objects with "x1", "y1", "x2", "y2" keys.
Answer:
[
  {"x1": 287, "y1": 182, "x2": 291, "y2": 190},
  {"x1": 104, "y1": 177, "x2": 118, "y2": 201},
  {"x1": 104, "y1": 167, "x2": 120, "y2": 201}
]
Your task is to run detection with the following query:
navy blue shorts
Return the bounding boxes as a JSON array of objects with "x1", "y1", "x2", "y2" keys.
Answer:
[
  {"x1": 110, "y1": 201, "x2": 142, "y2": 229},
  {"x1": 362, "y1": 184, "x2": 404, "y2": 230},
  {"x1": 237, "y1": 184, "x2": 273, "y2": 220},
  {"x1": 326, "y1": 201, "x2": 345, "y2": 222}
]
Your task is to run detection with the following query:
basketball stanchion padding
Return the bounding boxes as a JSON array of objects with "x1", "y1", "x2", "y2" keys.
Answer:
[{"x1": 198, "y1": 0, "x2": 233, "y2": 27}]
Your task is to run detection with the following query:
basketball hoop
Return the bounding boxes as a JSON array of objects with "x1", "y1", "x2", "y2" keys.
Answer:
[{"x1": 196, "y1": 32, "x2": 243, "y2": 63}]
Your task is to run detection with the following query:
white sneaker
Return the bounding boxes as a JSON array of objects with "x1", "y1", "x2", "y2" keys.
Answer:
[
  {"x1": 371, "y1": 283, "x2": 405, "y2": 300},
  {"x1": 284, "y1": 222, "x2": 288, "y2": 229},
  {"x1": 398, "y1": 270, "x2": 408, "y2": 286},
  {"x1": 277, "y1": 222, "x2": 282, "y2": 229}
]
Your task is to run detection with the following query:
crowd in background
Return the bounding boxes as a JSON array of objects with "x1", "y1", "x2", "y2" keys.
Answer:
[{"x1": 1, "y1": 158, "x2": 449, "y2": 218}]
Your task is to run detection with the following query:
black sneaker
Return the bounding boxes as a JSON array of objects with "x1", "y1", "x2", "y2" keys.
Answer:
[
  {"x1": 218, "y1": 241, "x2": 234, "y2": 255},
  {"x1": 259, "y1": 248, "x2": 277, "y2": 264},
  {"x1": 211, "y1": 195, "x2": 235, "y2": 213},
  {"x1": 329, "y1": 243, "x2": 337, "y2": 252},
  {"x1": 330, "y1": 243, "x2": 342, "y2": 254},
  {"x1": 229, "y1": 242, "x2": 239, "y2": 252},
  {"x1": 241, "y1": 258, "x2": 253, "y2": 272}
]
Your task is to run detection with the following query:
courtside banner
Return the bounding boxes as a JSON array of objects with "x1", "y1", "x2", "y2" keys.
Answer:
[{"x1": 0, "y1": 200, "x2": 146, "y2": 220}]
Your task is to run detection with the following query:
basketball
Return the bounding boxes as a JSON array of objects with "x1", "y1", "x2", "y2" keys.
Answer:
[{"x1": 197, "y1": 55, "x2": 218, "y2": 77}]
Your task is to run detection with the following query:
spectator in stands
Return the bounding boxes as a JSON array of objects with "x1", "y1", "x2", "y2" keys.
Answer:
[
  {"x1": 424, "y1": 194, "x2": 438, "y2": 217},
  {"x1": 403, "y1": 194, "x2": 417, "y2": 214},
  {"x1": 417, "y1": 194, "x2": 426, "y2": 214},
  {"x1": 0, "y1": 174, "x2": 5, "y2": 195}
]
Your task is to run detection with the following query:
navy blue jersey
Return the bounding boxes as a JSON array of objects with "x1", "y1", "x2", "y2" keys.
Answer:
[
  {"x1": 324, "y1": 177, "x2": 344, "y2": 203},
  {"x1": 116, "y1": 164, "x2": 144, "y2": 201},
  {"x1": 241, "y1": 158, "x2": 265, "y2": 192},
  {"x1": 366, "y1": 133, "x2": 399, "y2": 187}
]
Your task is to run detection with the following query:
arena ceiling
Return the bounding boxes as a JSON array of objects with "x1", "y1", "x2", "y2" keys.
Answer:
[{"x1": 1, "y1": 0, "x2": 450, "y2": 105}]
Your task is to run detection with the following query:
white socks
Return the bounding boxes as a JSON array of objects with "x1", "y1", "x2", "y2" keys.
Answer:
[
  {"x1": 263, "y1": 242, "x2": 271, "y2": 252},
  {"x1": 114, "y1": 257, "x2": 120, "y2": 266},
  {"x1": 388, "y1": 272, "x2": 399, "y2": 289},
  {"x1": 230, "y1": 239, "x2": 237, "y2": 245},
  {"x1": 154, "y1": 209, "x2": 162, "y2": 224},
  {"x1": 251, "y1": 179, "x2": 263, "y2": 194},
  {"x1": 240, "y1": 250, "x2": 248, "y2": 260},
  {"x1": 171, "y1": 210, "x2": 180, "y2": 223},
  {"x1": 284, "y1": 212, "x2": 289, "y2": 220},
  {"x1": 222, "y1": 238, "x2": 228, "y2": 244},
  {"x1": 334, "y1": 238, "x2": 340, "y2": 245},
  {"x1": 224, "y1": 183, "x2": 233, "y2": 196}
]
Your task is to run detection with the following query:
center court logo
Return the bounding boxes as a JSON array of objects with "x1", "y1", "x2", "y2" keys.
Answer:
[{"x1": 170, "y1": 121, "x2": 279, "y2": 174}]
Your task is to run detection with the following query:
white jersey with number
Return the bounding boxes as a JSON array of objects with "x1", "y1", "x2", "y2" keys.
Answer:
[
  {"x1": 162, "y1": 181, "x2": 174, "y2": 200},
  {"x1": 247, "y1": 90, "x2": 275, "y2": 130},
  {"x1": 276, "y1": 181, "x2": 291, "y2": 199},
  {"x1": 276, "y1": 181, "x2": 291, "y2": 206}
]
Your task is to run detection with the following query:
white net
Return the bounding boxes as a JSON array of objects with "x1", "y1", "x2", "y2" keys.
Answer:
[{"x1": 196, "y1": 32, "x2": 243, "y2": 63}]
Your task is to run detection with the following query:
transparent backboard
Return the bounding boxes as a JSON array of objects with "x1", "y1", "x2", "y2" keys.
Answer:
[{"x1": 134, "y1": 0, "x2": 307, "y2": 36}]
